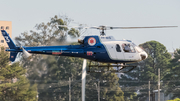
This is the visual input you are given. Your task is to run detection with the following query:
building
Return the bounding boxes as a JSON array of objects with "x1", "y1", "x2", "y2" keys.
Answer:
[
  {"x1": 0, "y1": 21, "x2": 12, "y2": 48},
  {"x1": 146, "y1": 90, "x2": 174, "y2": 101}
]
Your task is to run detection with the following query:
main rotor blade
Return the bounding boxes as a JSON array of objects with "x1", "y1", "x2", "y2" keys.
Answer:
[
  {"x1": 57, "y1": 25, "x2": 178, "y2": 30},
  {"x1": 57, "y1": 25, "x2": 89, "y2": 29},
  {"x1": 108, "y1": 26, "x2": 178, "y2": 29}
]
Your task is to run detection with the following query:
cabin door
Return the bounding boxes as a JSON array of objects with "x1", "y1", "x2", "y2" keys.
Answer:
[{"x1": 114, "y1": 44, "x2": 124, "y2": 60}]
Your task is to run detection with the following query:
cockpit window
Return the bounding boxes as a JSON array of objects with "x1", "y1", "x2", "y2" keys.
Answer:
[
  {"x1": 78, "y1": 36, "x2": 85, "y2": 44},
  {"x1": 79, "y1": 36, "x2": 85, "y2": 40},
  {"x1": 132, "y1": 43, "x2": 137, "y2": 46},
  {"x1": 122, "y1": 43, "x2": 136, "y2": 53},
  {"x1": 116, "y1": 44, "x2": 121, "y2": 52}
]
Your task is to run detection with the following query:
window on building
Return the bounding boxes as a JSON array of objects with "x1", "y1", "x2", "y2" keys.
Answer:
[
  {"x1": 6, "y1": 26, "x2": 9, "y2": 30},
  {"x1": 116, "y1": 44, "x2": 121, "y2": 52},
  {"x1": 1, "y1": 40, "x2": 4, "y2": 43},
  {"x1": 1, "y1": 26, "x2": 4, "y2": 29}
]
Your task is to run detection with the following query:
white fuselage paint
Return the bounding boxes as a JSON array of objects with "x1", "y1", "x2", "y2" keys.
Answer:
[{"x1": 99, "y1": 36, "x2": 144, "y2": 62}]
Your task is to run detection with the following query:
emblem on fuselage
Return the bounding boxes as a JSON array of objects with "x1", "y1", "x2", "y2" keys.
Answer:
[
  {"x1": 88, "y1": 37, "x2": 96, "y2": 46},
  {"x1": 87, "y1": 51, "x2": 93, "y2": 56}
]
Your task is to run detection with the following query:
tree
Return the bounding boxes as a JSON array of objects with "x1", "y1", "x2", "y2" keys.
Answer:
[
  {"x1": 0, "y1": 47, "x2": 38, "y2": 101},
  {"x1": 168, "y1": 98, "x2": 180, "y2": 101},
  {"x1": 84, "y1": 62, "x2": 124, "y2": 101},
  {"x1": 119, "y1": 41, "x2": 171, "y2": 100},
  {"x1": 15, "y1": 15, "x2": 80, "y2": 80},
  {"x1": 15, "y1": 15, "x2": 82, "y2": 100},
  {"x1": 94, "y1": 72, "x2": 124, "y2": 101},
  {"x1": 163, "y1": 48, "x2": 180, "y2": 99},
  {"x1": 36, "y1": 55, "x2": 83, "y2": 101},
  {"x1": 14, "y1": 15, "x2": 82, "y2": 100}
]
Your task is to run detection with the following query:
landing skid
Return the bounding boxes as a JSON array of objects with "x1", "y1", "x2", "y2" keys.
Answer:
[{"x1": 87, "y1": 61, "x2": 137, "y2": 73}]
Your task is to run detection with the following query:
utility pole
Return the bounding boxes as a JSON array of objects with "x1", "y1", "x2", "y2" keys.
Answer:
[
  {"x1": 158, "y1": 68, "x2": 160, "y2": 101},
  {"x1": 94, "y1": 80, "x2": 100, "y2": 101},
  {"x1": 69, "y1": 77, "x2": 71, "y2": 101},
  {"x1": 82, "y1": 59, "x2": 87, "y2": 101},
  {"x1": 98, "y1": 80, "x2": 100, "y2": 101},
  {"x1": 149, "y1": 81, "x2": 150, "y2": 101}
]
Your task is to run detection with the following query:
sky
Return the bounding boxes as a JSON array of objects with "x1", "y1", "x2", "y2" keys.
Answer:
[{"x1": 0, "y1": 0, "x2": 180, "y2": 52}]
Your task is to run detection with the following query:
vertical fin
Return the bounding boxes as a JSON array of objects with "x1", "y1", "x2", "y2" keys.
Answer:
[{"x1": 1, "y1": 30, "x2": 16, "y2": 49}]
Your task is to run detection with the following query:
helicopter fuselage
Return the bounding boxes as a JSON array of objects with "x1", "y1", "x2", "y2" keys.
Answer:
[{"x1": 4, "y1": 30, "x2": 147, "y2": 64}]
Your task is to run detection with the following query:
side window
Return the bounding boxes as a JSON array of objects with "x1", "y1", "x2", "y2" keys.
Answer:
[
  {"x1": 122, "y1": 44, "x2": 136, "y2": 53},
  {"x1": 129, "y1": 45, "x2": 136, "y2": 52},
  {"x1": 116, "y1": 44, "x2": 121, "y2": 52}
]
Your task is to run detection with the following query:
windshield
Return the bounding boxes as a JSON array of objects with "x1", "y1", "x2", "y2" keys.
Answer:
[
  {"x1": 135, "y1": 46, "x2": 144, "y2": 53},
  {"x1": 131, "y1": 42, "x2": 144, "y2": 53},
  {"x1": 80, "y1": 36, "x2": 85, "y2": 40},
  {"x1": 132, "y1": 42, "x2": 137, "y2": 47}
]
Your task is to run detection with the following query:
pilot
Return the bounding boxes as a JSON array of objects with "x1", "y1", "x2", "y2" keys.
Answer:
[{"x1": 123, "y1": 44, "x2": 131, "y2": 52}]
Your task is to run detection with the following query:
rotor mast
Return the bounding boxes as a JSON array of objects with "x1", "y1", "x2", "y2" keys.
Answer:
[
  {"x1": 100, "y1": 29, "x2": 105, "y2": 36},
  {"x1": 98, "y1": 25, "x2": 107, "y2": 36}
]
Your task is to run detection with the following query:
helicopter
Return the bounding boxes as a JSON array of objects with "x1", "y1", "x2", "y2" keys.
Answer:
[{"x1": 1, "y1": 25, "x2": 177, "y2": 73}]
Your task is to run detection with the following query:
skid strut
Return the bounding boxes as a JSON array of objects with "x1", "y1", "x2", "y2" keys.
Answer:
[{"x1": 88, "y1": 61, "x2": 136, "y2": 73}]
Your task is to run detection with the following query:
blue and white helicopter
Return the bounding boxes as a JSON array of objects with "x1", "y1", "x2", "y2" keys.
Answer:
[{"x1": 1, "y1": 25, "x2": 176, "y2": 73}]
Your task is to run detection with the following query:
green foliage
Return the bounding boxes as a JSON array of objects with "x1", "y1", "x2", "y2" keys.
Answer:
[
  {"x1": 138, "y1": 41, "x2": 171, "y2": 81},
  {"x1": 33, "y1": 55, "x2": 125, "y2": 101},
  {"x1": 15, "y1": 15, "x2": 79, "y2": 47},
  {"x1": 164, "y1": 48, "x2": 180, "y2": 98},
  {"x1": 15, "y1": 15, "x2": 80, "y2": 80},
  {"x1": 168, "y1": 98, "x2": 180, "y2": 101},
  {"x1": 0, "y1": 47, "x2": 9, "y2": 69},
  {"x1": 119, "y1": 40, "x2": 171, "y2": 100},
  {"x1": 36, "y1": 56, "x2": 83, "y2": 101},
  {"x1": 68, "y1": 28, "x2": 80, "y2": 37},
  {"x1": 14, "y1": 15, "x2": 82, "y2": 101},
  {"x1": 0, "y1": 47, "x2": 38, "y2": 101},
  {"x1": 87, "y1": 68, "x2": 124, "y2": 101}
]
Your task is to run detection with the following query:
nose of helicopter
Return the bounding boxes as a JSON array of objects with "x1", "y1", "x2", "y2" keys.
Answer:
[{"x1": 140, "y1": 51, "x2": 148, "y2": 60}]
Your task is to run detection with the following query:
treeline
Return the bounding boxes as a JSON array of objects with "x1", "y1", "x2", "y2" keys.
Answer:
[{"x1": 0, "y1": 15, "x2": 180, "y2": 101}]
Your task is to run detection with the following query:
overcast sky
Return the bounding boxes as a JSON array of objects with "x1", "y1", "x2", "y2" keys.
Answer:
[{"x1": 1, "y1": 0, "x2": 180, "y2": 52}]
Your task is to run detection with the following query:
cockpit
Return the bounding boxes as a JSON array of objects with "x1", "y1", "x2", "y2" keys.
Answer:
[{"x1": 120, "y1": 42, "x2": 147, "y2": 60}]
